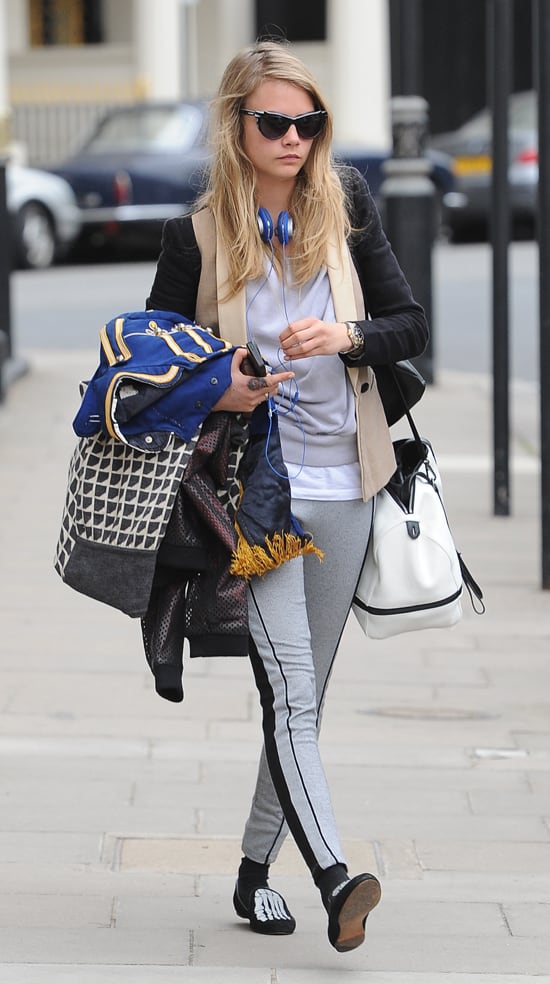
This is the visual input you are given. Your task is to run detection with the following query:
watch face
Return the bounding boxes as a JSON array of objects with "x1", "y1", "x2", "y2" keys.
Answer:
[{"x1": 348, "y1": 322, "x2": 363, "y2": 349}]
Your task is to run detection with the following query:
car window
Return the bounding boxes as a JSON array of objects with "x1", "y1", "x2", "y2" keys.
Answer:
[
  {"x1": 83, "y1": 105, "x2": 204, "y2": 153},
  {"x1": 509, "y1": 92, "x2": 536, "y2": 129},
  {"x1": 458, "y1": 91, "x2": 535, "y2": 137},
  {"x1": 458, "y1": 108, "x2": 490, "y2": 138}
]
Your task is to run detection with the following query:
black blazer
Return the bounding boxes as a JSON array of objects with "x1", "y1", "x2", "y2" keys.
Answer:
[{"x1": 146, "y1": 166, "x2": 429, "y2": 367}]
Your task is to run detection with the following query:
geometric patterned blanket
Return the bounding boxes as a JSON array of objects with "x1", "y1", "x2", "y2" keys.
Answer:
[{"x1": 54, "y1": 429, "x2": 198, "y2": 617}]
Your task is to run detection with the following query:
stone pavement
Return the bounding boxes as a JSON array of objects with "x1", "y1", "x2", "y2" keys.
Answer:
[{"x1": 1, "y1": 349, "x2": 549, "y2": 983}]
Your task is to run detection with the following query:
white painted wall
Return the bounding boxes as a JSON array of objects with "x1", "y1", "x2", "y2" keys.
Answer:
[
  {"x1": 104, "y1": 0, "x2": 133, "y2": 44},
  {"x1": 195, "y1": 0, "x2": 253, "y2": 97},
  {"x1": 328, "y1": 0, "x2": 390, "y2": 149},
  {"x1": 134, "y1": 0, "x2": 181, "y2": 98},
  {"x1": 5, "y1": 0, "x2": 27, "y2": 53}
]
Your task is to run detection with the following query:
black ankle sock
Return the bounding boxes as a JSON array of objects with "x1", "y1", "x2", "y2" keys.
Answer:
[
  {"x1": 237, "y1": 856, "x2": 270, "y2": 898},
  {"x1": 315, "y1": 863, "x2": 349, "y2": 910}
]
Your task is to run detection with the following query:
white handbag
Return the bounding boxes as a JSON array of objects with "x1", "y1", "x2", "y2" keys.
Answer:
[{"x1": 352, "y1": 380, "x2": 484, "y2": 640}]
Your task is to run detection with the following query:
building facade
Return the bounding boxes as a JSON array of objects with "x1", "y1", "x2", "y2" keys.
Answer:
[{"x1": 0, "y1": 0, "x2": 391, "y2": 165}]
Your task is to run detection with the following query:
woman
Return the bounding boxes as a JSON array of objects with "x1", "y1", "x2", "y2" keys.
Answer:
[{"x1": 147, "y1": 39, "x2": 428, "y2": 952}]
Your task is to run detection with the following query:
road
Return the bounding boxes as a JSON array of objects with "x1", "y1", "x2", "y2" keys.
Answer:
[
  {"x1": 10, "y1": 240, "x2": 539, "y2": 382},
  {"x1": 433, "y1": 241, "x2": 538, "y2": 382}
]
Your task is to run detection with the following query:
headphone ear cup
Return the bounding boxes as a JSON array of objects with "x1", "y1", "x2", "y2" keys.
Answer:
[
  {"x1": 257, "y1": 207, "x2": 274, "y2": 242},
  {"x1": 276, "y1": 211, "x2": 293, "y2": 245}
]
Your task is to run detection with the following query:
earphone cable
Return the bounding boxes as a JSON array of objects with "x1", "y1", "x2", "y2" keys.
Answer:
[
  {"x1": 264, "y1": 399, "x2": 306, "y2": 481},
  {"x1": 271, "y1": 239, "x2": 300, "y2": 415},
  {"x1": 245, "y1": 243, "x2": 275, "y2": 343}
]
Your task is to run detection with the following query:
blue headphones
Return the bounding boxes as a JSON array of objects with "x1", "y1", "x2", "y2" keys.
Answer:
[{"x1": 257, "y1": 207, "x2": 294, "y2": 245}]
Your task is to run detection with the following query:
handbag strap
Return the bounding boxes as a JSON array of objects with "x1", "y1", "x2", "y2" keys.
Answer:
[
  {"x1": 390, "y1": 365, "x2": 424, "y2": 452},
  {"x1": 458, "y1": 553, "x2": 486, "y2": 612}
]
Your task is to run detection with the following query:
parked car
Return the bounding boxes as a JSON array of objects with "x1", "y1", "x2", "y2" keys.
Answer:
[
  {"x1": 49, "y1": 101, "x2": 455, "y2": 255},
  {"x1": 429, "y1": 90, "x2": 538, "y2": 239},
  {"x1": 6, "y1": 163, "x2": 82, "y2": 269}
]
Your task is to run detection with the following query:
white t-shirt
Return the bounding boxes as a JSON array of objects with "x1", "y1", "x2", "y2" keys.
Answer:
[{"x1": 245, "y1": 260, "x2": 362, "y2": 501}]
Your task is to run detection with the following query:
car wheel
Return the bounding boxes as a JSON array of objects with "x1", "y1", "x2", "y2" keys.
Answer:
[{"x1": 14, "y1": 202, "x2": 57, "y2": 270}]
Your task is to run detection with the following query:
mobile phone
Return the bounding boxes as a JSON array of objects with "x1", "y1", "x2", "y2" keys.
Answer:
[{"x1": 246, "y1": 340, "x2": 267, "y2": 377}]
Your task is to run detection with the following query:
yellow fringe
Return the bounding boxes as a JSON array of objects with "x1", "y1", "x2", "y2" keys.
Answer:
[{"x1": 230, "y1": 523, "x2": 324, "y2": 580}]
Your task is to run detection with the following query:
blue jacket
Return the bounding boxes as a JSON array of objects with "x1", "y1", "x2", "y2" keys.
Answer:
[{"x1": 73, "y1": 309, "x2": 235, "y2": 451}]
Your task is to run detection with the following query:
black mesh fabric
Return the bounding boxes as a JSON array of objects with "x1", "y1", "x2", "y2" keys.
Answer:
[
  {"x1": 141, "y1": 580, "x2": 188, "y2": 702},
  {"x1": 140, "y1": 412, "x2": 250, "y2": 701}
]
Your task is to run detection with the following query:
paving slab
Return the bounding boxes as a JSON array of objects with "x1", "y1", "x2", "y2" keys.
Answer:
[
  {"x1": 415, "y1": 839, "x2": 550, "y2": 874},
  {"x1": 1, "y1": 973, "x2": 549, "y2": 984},
  {"x1": 1, "y1": 971, "x2": 549, "y2": 984}
]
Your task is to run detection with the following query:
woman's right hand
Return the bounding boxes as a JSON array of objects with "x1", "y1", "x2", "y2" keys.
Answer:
[{"x1": 212, "y1": 347, "x2": 295, "y2": 414}]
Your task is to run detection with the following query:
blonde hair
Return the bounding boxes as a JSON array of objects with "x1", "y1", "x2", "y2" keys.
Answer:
[{"x1": 198, "y1": 40, "x2": 350, "y2": 297}]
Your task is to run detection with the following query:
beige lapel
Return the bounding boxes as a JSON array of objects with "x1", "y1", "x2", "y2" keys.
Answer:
[
  {"x1": 326, "y1": 234, "x2": 365, "y2": 321},
  {"x1": 191, "y1": 208, "x2": 246, "y2": 344}
]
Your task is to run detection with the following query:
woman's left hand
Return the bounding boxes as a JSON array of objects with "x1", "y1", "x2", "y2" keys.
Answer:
[{"x1": 279, "y1": 318, "x2": 350, "y2": 360}]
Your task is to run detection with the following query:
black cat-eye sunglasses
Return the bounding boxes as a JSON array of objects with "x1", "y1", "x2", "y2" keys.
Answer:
[{"x1": 240, "y1": 109, "x2": 328, "y2": 140}]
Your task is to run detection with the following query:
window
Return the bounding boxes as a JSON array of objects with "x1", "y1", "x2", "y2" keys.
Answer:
[
  {"x1": 255, "y1": 0, "x2": 326, "y2": 43},
  {"x1": 30, "y1": 0, "x2": 103, "y2": 46},
  {"x1": 82, "y1": 105, "x2": 205, "y2": 155}
]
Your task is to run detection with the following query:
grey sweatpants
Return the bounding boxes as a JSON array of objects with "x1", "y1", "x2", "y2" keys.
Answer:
[{"x1": 242, "y1": 496, "x2": 374, "y2": 878}]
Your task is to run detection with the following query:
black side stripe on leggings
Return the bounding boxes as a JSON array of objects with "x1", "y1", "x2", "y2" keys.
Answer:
[{"x1": 247, "y1": 586, "x2": 340, "y2": 874}]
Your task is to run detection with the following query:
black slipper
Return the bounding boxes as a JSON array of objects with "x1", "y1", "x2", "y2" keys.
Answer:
[
  {"x1": 327, "y1": 872, "x2": 381, "y2": 952},
  {"x1": 233, "y1": 883, "x2": 296, "y2": 935}
]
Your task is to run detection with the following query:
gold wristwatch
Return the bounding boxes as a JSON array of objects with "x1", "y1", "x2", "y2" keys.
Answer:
[{"x1": 340, "y1": 320, "x2": 365, "y2": 354}]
